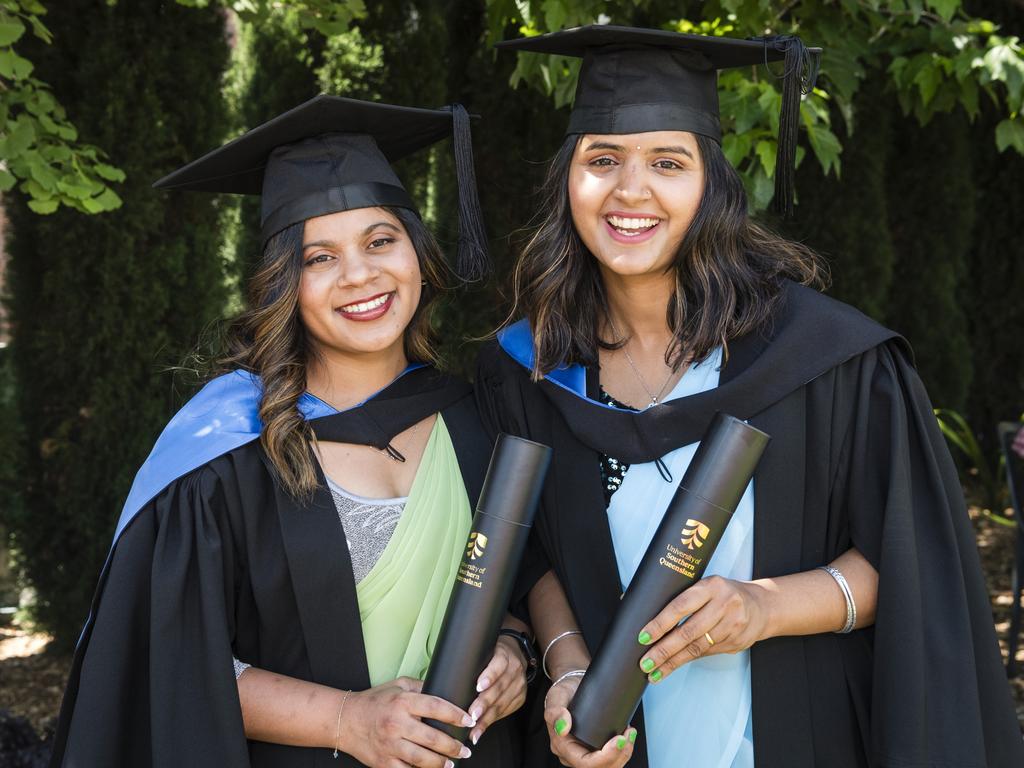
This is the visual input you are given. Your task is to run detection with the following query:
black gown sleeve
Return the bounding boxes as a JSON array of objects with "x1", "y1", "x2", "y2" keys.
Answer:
[
  {"x1": 475, "y1": 342, "x2": 552, "y2": 619},
  {"x1": 51, "y1": 465, "x2": 250, "y2": 768},
  {"x1": 836, "y1": 341, "x2": 1024, "y2": 767}
]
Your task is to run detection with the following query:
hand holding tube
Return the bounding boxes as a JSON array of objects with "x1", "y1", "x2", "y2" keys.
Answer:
[
  {"x1": 636, "y1": 575, "x2": 770, "y2": 682},
  {"x1": 465, "y1": 633, "x2": 529, "y2": 745},
  {"x1": 545, "y1": 674, "x2": 637, "y2": 768}
]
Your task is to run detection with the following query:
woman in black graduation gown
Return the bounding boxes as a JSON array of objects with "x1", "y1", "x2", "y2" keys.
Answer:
[
  {"x1": 50, "y1": 96, "x2": 531, "y2": 768},
  {"x1": 477, "y1": 27, "x2": 1024, "y2": 768}
]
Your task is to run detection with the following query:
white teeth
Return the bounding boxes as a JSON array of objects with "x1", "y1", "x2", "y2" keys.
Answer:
[
  {"x1": 607, "y1": 215, "x2": 660, "y2": 233},
  {"x1": 340, "y1": 293, "x2": 390, "y2": 313}
]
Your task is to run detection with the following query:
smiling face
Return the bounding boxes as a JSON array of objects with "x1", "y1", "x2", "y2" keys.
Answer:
[
  {"x1": 298, "y1": 206, "x2": 421, "y2": 362},
  {"x1": 568, "y1": 130, "x2": 704, "y2": 280}
]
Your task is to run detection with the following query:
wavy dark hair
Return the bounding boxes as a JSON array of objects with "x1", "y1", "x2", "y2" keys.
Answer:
[
  {"x1": 511, "y1": 134, "x2": 827, "y2": 378},
  {"x1": 217, "y1": 206, "x2": 451, "y2": 498}
]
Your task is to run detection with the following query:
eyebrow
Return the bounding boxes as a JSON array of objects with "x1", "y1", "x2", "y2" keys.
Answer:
[
  {"x1": 584, "y1": 140, "x2": 695, "y2": 161},
  {"x1": 302, "y1": 221, "x2": 401, "y2": 249}
]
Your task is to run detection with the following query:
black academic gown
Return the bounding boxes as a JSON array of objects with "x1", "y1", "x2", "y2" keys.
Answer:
[
  {"x1": 476, "y1": 281, "x2": 1024, "y2": 768},
  {"x1": 50, "y1": 371, "x2": 522, "y2": 768}
]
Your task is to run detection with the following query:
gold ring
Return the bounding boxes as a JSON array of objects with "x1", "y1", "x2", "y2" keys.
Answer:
[{"x1": 704, "y1": 632, "x2": 715, "y2": 646}]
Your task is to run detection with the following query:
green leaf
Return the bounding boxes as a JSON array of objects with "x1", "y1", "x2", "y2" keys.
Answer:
[
  {"x1": 722, "y1": 133, "x2": 752, "y2": 167},
  {"x1": 542, "y1": 0, "x2": 566, "y2": 32},
  {"x1": 26, "y1": 196, "x2": 58, "y2": 214},
  {"x1": 958, "y1": 77, "x2": 978, "y2": 119},
  {"x1": 27, "y1": 154, "x2": 59, "y2": 190},
  {"x1": 995, "y1": 117, "x2": 1024, "y2": 153},
  {"x1": 732, "y1": 94, "x2": 763, "y2": 135},
  {"x1": 0, "y1": 17, "x2": 26, "y2": 46},
  {"x1": 755, "y1": 139, "x2": 776, "y2": 177},
  {"x1": 807, "y1": 124, "x2": 842, "y2": 176},
  {"x1": 80, "y1": 194, "x2": 104, "y2": 213},
  {"x1": 747, "y1": 168, "x2": 774, "y2": 211},
  {"x1": 0, "y1": 49, "x2": 33, "y2": 79},
  {"x1": 56, "y1": 175, "x2": 95, "y2": 198},
  {"x1": 27, "y1": 14, "x2": 51, "y2": 44},
  {"x1": 6, "y1": 115, "x2": 36, "y2": 155},
  {"x1": 0, "y1": 167, "x2": 15, "y2": 191},
  {"x1": 93, "y1": 162, "x2": 125, "y2": 182},
  {"x1": 927, "y1": 0, "x2": 958, "y2": 22},
  {"x1": 91, "y1": 186, "x2": 122, "y2": 211},
  {"x1": 913, "y1": 61, "x2": 941, "y2": 106}
]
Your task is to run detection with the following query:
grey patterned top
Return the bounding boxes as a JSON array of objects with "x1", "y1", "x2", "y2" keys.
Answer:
[
  {"x1": 326, "y1": 475, "x2": 408, "y2": 585},
  {"x1": 233, "y1": 477, "x2": 408, "y2": 679}
]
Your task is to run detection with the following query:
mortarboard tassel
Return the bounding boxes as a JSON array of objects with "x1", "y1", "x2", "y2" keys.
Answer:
[
  {"x1": 756, "y1": 36, "x2": 820, "y2": 218},
  {"x1": 448, "y1": 104, "x2": 491, "y2": 283}
]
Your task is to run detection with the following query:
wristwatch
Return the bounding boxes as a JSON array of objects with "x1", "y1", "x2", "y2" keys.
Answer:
[{"x1": 498, "y1": 628, "x2": 539, "y2": 683}]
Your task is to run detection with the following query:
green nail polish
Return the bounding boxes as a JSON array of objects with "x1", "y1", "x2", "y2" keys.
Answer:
[
  {"x1": 629, "y1": 730, "x2": 638, "y2": 744},
  {"x1": 640, "y1": 658, "x2": 655, "y2": 673},
  {"x1": 555, "y1": 718, "x2": 567, "y2": 736},
  {"x1": 617, "y1": 737, "x2": 626, "y2": 750},
  {"x1": 638, "y1": 631, "x2": 652, "y2": 645},
  {"x1": 650, "y1": 669, "x2": 663, "y2": 683}
]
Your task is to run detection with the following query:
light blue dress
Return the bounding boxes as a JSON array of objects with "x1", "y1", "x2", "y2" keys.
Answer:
[{"x1": 605, "y1": 347, "x2": 755, "y2": 768}]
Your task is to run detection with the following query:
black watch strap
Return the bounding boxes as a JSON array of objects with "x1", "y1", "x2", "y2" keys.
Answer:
[{"x1": 498, "y1": 628, "x2": 539, "y2": 683}]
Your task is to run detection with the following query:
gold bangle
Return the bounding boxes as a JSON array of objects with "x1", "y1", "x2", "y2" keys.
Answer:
[{"x1": 332, "y1": 690, "x2": 351, "y2": 759}]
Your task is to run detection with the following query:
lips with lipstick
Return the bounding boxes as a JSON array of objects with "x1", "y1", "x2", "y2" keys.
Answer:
[
  {"x1": 605, "y1": 213, "x2": 662, "y2": 242},
  {"x1": 335, "y1": 291, "x2": 395, "y2": 321}
]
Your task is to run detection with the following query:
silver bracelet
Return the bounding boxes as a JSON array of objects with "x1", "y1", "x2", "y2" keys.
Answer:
[
  {"x1": 817, "y1": 565, "x2": 857, "y2": 633},
  {"x1": 542, "y1": 630, "x2": 583, "y2": 680},
  {"x1": 544, "y1": 669, "x2": 586, "y2": 709}
]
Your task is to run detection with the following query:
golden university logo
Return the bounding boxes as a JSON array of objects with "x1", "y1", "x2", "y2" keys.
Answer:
[
  {"x1": 681, "y1": 519, "x2": 710, "y2": 550},
  {"x1": 467, "y1": 532, "x2": 488, "y2": 560}
]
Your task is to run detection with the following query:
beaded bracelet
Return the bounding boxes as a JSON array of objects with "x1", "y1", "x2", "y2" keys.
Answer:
[{"x1": 817, "y1": 565, "x2": 857, "y2": 634}]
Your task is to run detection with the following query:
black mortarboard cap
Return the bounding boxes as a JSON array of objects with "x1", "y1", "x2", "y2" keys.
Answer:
[
  {"x1": 154, "y1": 95, "x2": 489, "y2": 281},
  {"x1": 497, "y1": 26, "x2": 820, "y2": 217}
]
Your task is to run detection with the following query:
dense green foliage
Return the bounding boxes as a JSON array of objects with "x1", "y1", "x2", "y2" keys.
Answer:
[
  {"x1": 0, "y1": 0, "x2": 230, "y2": 647},
  {"x1": 0, "y1": 0, "x2": 126, "y2": 213}
]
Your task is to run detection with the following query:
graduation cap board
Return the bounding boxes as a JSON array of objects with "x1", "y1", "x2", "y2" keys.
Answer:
[
  {"x1": 497, "y1": 26, "x2": 821, "y2": 216},
  {"x1": 154, "y1": 94, "x2": 489, "y2": 280}
]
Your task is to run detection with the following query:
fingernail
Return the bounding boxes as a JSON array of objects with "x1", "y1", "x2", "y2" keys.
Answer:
[
  {"x1": 476, "y1": 677, "x2": 490, "y2": 692},
  {"x1": 460, "y1": 746, "x2": 472, "y2": 758},
  {"x1": 555, "y1": 718, "x2": 568, "y2": 735},
  {"x1": 617, "y1": 737, "x2": 626, "y2": 750},
  {"x1": 650, "y1": 669, "x2": 663, "y2": 683},
  {"x1": 640, "y1": 658, "x2": 655, "y2": 673},
  {"x1": 471, "y1": 706, "x2": 483, "y2": 722},
  {"x1": 471, "y1": 730, "x2": 480, "y2": 745},
  {"x1": 629, "y1": 730, "x2": 637, "y2": 744},
  {"x1": 638, "y1": 631, "x2": 652, "y2": 645},
  {"x1": 462, "y1": 714, "x2": 475, "y2": 727},
  {"x1": 445, "y1": 762, "x2": 454, "y2": 768}
]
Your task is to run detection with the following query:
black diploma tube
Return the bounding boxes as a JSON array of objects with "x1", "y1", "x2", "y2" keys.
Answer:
[
  {"x1": 422, "y1": 433, "x2": 552, "y2": 743},
  {"x1": 568, "y1": 413, "x2": 770, "y2": 749}
]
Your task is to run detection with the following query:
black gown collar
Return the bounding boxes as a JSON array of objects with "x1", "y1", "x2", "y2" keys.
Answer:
[{"x1": 498, "y1": 282, "x2": 901, "y2": 463}]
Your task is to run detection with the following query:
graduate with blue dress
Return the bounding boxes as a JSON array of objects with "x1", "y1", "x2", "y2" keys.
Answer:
[{"x1": 476, "y1": 25, "x2": 1024, "y2": 768}]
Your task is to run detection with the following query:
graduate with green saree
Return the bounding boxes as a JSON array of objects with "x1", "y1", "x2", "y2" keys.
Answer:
[{"x1": 50, "y1": 96, "x2": 530, "y2": 768}]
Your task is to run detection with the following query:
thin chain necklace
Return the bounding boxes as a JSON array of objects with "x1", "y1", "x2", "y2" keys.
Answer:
[{"x1": 607, "y1": 316, "x2": 676, "y2": 408}]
